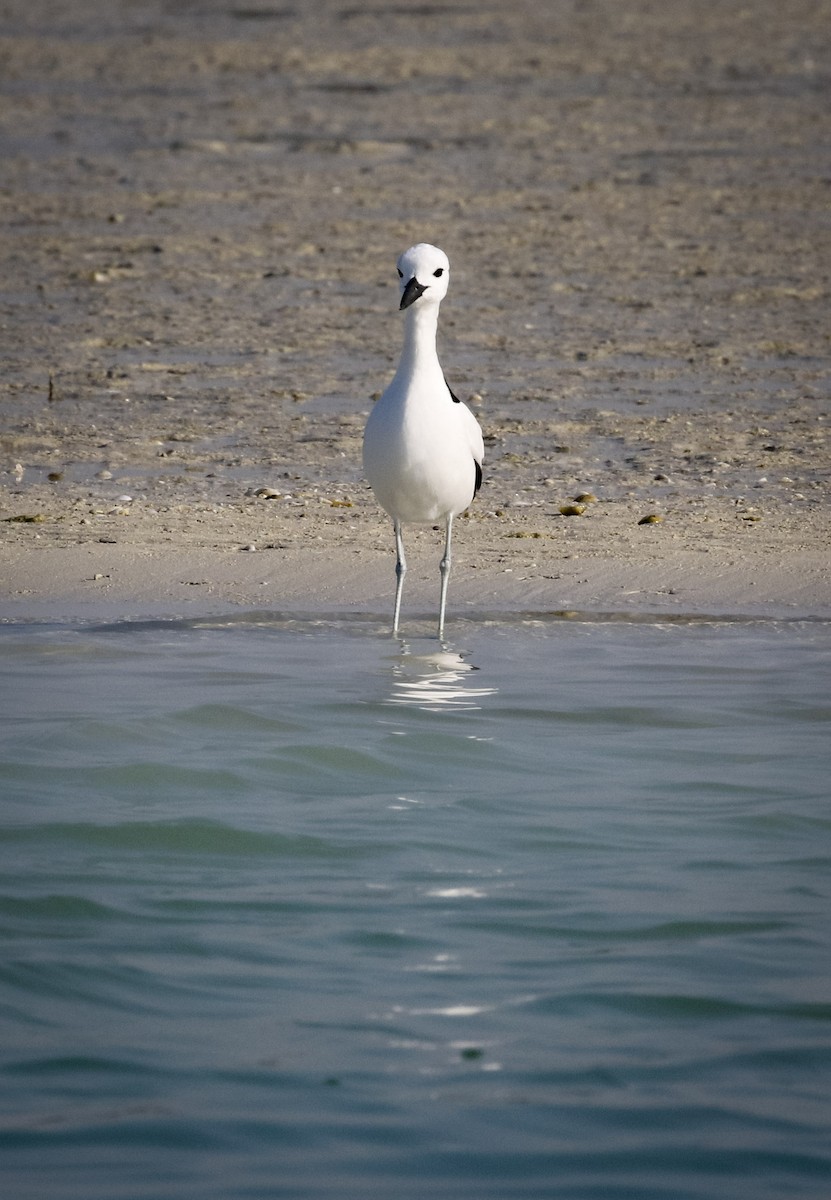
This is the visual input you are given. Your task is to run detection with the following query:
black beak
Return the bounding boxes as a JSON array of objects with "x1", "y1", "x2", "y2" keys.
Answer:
[{"x1": 400, "y1": 276, "x2": 427, "y2": 310}]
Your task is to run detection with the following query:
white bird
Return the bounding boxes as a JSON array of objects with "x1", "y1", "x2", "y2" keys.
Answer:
[{"x1": 363, "y1": 243, "x2": 484, "y2": 639}]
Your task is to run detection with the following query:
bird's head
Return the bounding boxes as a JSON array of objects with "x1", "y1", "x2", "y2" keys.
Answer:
[{"x1": 396, "y1": 243, "x2": 450, "y2": 311}]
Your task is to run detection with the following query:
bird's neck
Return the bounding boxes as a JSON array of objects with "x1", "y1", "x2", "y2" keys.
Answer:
[{"x1": 397, "y1": 303, "x2": 441, "y2": 380}]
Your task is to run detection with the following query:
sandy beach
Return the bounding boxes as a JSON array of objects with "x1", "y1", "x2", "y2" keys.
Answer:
[{"x1": 1, "y1": 0, "x2": 829, "y2": 624}]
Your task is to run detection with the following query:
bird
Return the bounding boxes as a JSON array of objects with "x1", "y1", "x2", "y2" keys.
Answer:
[{"x1": 363, "y1": 243, "x2": 484, "y2": 639}]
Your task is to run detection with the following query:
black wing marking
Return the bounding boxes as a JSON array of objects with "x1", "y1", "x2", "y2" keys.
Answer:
[{"x1": 444, "y1": 372, "x2": 462, "y2": 404}]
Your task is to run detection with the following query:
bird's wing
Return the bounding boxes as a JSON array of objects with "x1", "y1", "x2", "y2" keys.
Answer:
[
  {"x1": 462, "y1": 401, "x2": 484, "y2": 465},
  {"x1": 443, "y1": 372, "x2": 484, "y2": 490},
  {"x1": 460, "y1": 395, "x2": 484, "y2": 497}
]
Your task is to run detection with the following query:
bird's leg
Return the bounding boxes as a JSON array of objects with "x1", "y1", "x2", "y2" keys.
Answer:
[
  {"x1": 392, "y1": 519, "x2": 406, "y2": 635},
  {"x1": 438, "y1": 513, "x2": 454, "y2": 640}
]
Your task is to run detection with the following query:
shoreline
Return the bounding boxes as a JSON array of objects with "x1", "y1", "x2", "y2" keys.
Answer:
[{"x1": 2, "y1": 540, "x2": 828, "y2": 627}]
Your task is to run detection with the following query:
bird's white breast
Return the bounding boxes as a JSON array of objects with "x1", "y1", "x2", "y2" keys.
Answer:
[{"x1": 364, "y1": 372, "x2": 481, "y2": 524}]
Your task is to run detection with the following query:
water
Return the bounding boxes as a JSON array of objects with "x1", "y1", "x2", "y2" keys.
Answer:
[{"x1": 1, "y1": 614, "x2": 829, "y2": 1200}]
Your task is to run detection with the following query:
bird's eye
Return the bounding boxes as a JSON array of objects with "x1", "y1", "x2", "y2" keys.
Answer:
[
  {"x1": 433, "y1": 268, "x2": 444, "y2": 277},
  {"x1": 397, "y1": 268, "x2": 403, "y2": 278}
]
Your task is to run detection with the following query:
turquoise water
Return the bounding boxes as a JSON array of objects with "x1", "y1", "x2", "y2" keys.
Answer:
[{"x1": 1, "y1": 614, "x2": 829, "y2": 1200}]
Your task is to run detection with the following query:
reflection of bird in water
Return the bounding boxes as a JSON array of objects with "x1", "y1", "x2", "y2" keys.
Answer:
[
  {"x1": 363, "y1": 243, "x2": 484, "y2": 640},
  {"x1": 387, "y1": 648, "x2": 496, "y2": 712}
]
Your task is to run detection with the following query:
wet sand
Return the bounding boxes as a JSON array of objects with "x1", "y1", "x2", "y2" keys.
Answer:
[{"x1": 1, "y1": 0, "x2": 829, "y2": 624}]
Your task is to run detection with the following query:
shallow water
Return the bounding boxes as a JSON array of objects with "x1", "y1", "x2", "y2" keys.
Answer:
[{"x1": 1, "y1": 614, "x2": 829, "y2": 1200}]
